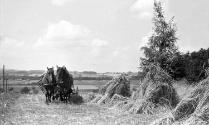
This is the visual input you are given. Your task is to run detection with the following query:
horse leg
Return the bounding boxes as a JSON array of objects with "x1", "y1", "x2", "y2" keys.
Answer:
[
  {"x1": 49, "y1": 88, "x2": 53, "y2": 103},
  {"x1": 65, "y1": 90, "x2": 68, "y2": 103},
  {"x1": 68, "y1": 92, "x2": 71, "y2": 104},
  {"x1": 60, "y1": 91, "x2": 63, "y2": 102},
  {"x1": 45, "y1": 91, "x2": 49, "y2": 104},
  {"x1": 52, "y1": 89, "x2": 56, "y2": 102},
  {"x1": 63, "y1": 91, "x2": 66, "y2": 103},
  {"x1": 48, "y1": 91, "x2": 51, "y2": 103},
  {"x1": 68, "y1": 89, "x2": 72, "y2": 103},
  {"x1": 44, "y1": 86, "x2": 49, "y2": 104},
  {"x1": 45, "y1": 93, "x2": 48, "y2": 103},
  {"x1": 63, "y1": 90, "x2": 67, "y2": 103}
]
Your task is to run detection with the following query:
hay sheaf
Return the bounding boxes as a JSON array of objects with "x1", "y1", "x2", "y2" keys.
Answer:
[
  {"x1": 90, "y1": 94, "x2": 103, "y2": 103},
  {"x1": 150, "y1": 117, "x2": 174, "y2": 125},
  {"x1": 108, "y1": 94, "x2": 129, "y2": 106},
  {"x1": 128, "y1": 99, "x2": 155, "y2": 114},
  {"x1": 152, "y1": 77, "x2": 209, "y2": 125},
  {"x1": 181, "y1": 116, "x2": 208, "y2": 125},
  {"x1": 100, "y1": 74, "x2": 131, "y2": 97},
  {"x1": 113, "y1": 65, "x2": 179, "y2": 115},
  {"x1": 127, "y1": 81, "x2": 179, "y2": 115},
  {"x1": 173, "y1": 77, "x2": 209, "y2": 121},
  {"x1": 126, "y1": 64, "x2": 179, "y2": 115},
  {"x1": 97, "y1": 93, "x2": 111, "y2": 104},
  {"x1": 95, "y1": 65, "x2": 179, "y2": 116},
  {"x1": 147, "y1": 82, "x2": 179, "y2": 108},
  {"x1": 95, "y1": 74, "x2": 131, "y2": 105}
]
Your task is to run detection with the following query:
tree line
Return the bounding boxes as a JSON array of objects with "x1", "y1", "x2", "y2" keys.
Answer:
[
  {"x1": 139, "y1": 1, "x2": 209, "y2": 84},
  {"x1": 169, "y1": 49, "x2": 209, "y2": 82}
]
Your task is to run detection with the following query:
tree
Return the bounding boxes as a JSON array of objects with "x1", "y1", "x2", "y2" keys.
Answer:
[{"x1": 140, "y1": 1, "x2": 178, "y2": 78}]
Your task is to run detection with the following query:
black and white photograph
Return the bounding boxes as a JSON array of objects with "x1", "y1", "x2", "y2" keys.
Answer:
[{"x1": 0, "y1": 0, "x2": 209, "y2": 124}]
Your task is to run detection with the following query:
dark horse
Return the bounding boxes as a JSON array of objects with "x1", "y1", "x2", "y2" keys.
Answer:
[
  {"x1": 56, "y1": 66, "x2": 74, "y2": 103},
  {"x1": 40, "y1": 67, "x2": 56, "y2": 104}
]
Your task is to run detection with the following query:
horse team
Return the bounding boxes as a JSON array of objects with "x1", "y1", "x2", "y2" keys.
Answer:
[{"x1": 38, "y1": 65, "x2": 74, "y2": 104}]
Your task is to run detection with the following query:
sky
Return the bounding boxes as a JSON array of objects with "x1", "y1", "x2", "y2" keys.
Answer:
[{"x1": 0, "y1": 0, "x2": 209, "y2": 72}]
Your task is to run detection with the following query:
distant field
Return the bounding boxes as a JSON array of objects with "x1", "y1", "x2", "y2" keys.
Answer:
[
  {"x1": 0, "y1": 79, "x2": 140, "y2": 92},
  {"x1": 0, "y1": 79, "x2": 38, "y2": 85}
]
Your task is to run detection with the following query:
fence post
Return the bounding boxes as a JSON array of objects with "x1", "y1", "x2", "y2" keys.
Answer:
[
  {"x1": 3, "y1": 65, "x2": 5, "y2": 92},
  {"x1": 6, "y1": 74, "x2": 8, "y2": 93}
]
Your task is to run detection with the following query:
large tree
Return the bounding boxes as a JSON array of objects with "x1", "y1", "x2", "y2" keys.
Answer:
[{"x1": 140, "y1": 1, "x2": 178, "y2": 78}]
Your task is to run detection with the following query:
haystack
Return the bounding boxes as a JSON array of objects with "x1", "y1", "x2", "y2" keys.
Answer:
[
  {"x1": 127, "y1": 80, "x2": 179, "y2": 114},
  {"x1": 95, "y1": 74, "x2": 131, "y2": 105},
  {"x1": 108, "y1": 94, "x2": 128, "y2": 106},
  {"x1": 181, "y1": 116, "x2": 208, "y2": 125},
  {"x1": 150, "y1": 117, "x2": 174, "y2": 125},
  {"x1": 101, "y1": 74, "x2": 131, "y2": 97},
  {"x1": 97, "y1": 93, "x2": 111, "y2": 104},
  {"x1": 90, "y1": 94, "x2": 103, "y2": 103},
  {"x1": 173, "y1": 77, "x2": 209, "y2": 121},
  {"x1": 151, "y1": 77, "x2": 209, "y2": 125},
  {"x1": 124, "y1": 64, "x2": 179, "y2": 114}
]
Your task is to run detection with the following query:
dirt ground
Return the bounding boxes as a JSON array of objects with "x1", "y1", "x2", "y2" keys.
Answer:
[{"x1": 2, "y1": 93, "x2": 160, "y2": 125}]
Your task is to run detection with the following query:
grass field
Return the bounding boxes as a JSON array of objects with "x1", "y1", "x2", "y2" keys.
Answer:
[
  {"x1": 1, "y1": 93, "x2": 161, "y2": 125},
  {"x1": 0, "y1": 79, "x2": 195, "y2": 125},
  {"x1": 0, "y1": 79, "x2": 145, "y2": 125}
]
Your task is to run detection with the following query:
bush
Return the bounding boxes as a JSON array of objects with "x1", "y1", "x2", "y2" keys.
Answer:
[
  {"x1": 32, "y1": 88, "x2": 39, "y2": 94},
  {"x1": 9, "y1": 88, "x2": 14, "y2": 92},
  {"x1": 0, "y1": 88, "x2": 4, "y2": 93},
  {"x1": 31, "y1": 86, "x2": 39, "y2": 94},
  {"x1": 70, "y1": 94, "x2": 84, "y2": 104},
  {"x1": 20, "y1": 87, "x2": 30, "y2": 94}
]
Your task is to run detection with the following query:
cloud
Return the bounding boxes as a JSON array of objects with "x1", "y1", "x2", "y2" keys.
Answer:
[
  {"x1": 45, "y1": 20, "x2": 91, "y2": 41},
  {"x1": 51, "y1": 0, "x2": 73, "y2": 6},
  {"x1": 112, "y1": 47, "x2": 130, "y2": 57},
  {"x1": 130, "y1": 0, "x2": 168, "y2": 19},
  {"x1": 33, "y1": 20, "x2": 114, "y2": 69},
  {"x1": 0, "y1": 36, "x2": 31, "y2": 68},
  {"x1": 0, "y1": 20, "x2": 138, "y2": 72},
  {"x1": 0, "y1": 36, "x2": 25, "y2": 50},
  {"x1": 35, "y1": 20, "x2": 93, "y2": 47},
  {"x1": 36, "y1": 20, "x2": 108, "y2": 52}
]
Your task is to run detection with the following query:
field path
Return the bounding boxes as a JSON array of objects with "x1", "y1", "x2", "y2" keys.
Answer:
[{"x1": 3, "y1": 94, "x2": 158, "y2": 125}]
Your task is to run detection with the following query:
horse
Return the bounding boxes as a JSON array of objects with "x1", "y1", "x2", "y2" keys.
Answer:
[
  {"x1": 40, "y1": 67, "x2": 57, "y2": 104},
  {"x1": 56, "y1": 66, "x2": 74, "y2": 103}
]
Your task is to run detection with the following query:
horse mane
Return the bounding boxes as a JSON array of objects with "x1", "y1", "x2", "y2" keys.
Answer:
[
  {"x1": 59, "y1": 67, "x2": 74, "y2": 88},
  {"x1": 42, "y1": 70, "x2": 56, "y2": 85},
  {"x1": 51, "y1": 73, "x2": 56, "y2": 84},
  {"x1": 62, "y1": 67, "x2": 72, "y2": 79}
]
